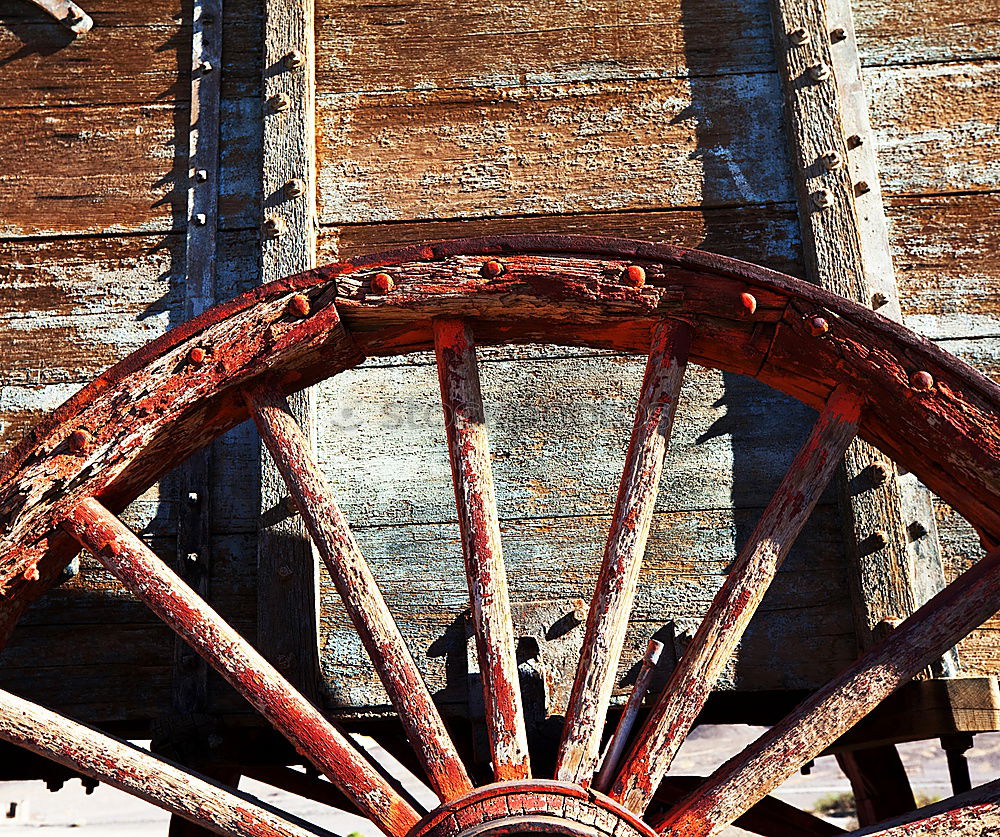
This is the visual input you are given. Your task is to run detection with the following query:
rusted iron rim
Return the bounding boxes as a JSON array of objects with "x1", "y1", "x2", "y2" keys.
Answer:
[{"x1": 2, "y1": 234, "x2": 1000, "y2": 600}]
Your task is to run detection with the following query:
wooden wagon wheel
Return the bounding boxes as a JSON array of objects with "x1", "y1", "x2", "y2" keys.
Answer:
[{"x1": 2, "y1": 234, "x2": 1000, "y2": 837}]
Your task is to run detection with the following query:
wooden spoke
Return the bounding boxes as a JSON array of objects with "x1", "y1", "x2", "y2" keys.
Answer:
[
  {"x1": 657, "y1": 542, "x2": 1000, "y2": 837},
  {"x1": 433, "y1": 318, "x2": 530, "y2": 782},
  {"x1": 847, "y1": 778, "x2": 1000, "y2": 835},
  {"x1": 0, "y1": 687, "x2": 328, "y2": 837},
  {"x1": 612, "y1": 386, "x2": 863, "y2": 813},
  {"x1": 246, "y1": 384, "x2": 473, "y2": 801},
  {"x1": 60, "y1": 498, "x2": 419, "y2": 837},
  {"x1": 557, "y1": 320, "x2": 692, "y2": 786}
]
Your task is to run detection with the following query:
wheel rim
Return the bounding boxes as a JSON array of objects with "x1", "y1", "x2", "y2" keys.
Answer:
[{"x1": 2, "y1": 234, "x2": 1000, "y2": 837}]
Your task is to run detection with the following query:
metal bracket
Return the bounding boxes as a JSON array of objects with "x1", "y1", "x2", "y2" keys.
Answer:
[{"x1": 27, "y1": 0, "x2": 92, "y2": 35}]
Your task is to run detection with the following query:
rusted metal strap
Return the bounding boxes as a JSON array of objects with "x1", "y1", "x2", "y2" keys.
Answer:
[{"x1": 27, "y1": 0, "x2": 91, "y2": 35}]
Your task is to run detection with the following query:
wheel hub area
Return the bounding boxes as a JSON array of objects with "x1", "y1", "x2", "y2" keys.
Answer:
[{"x1": 410, "y1": 781, "x2": 657, "y2": 837}]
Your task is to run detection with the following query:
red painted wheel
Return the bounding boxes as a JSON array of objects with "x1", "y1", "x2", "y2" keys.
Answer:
[{"x1": 2, "y1": 235, "x2": 1000, "y2": 837}]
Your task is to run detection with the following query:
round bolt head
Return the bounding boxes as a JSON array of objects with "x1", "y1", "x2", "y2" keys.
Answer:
[
  {"x1": 911, "y1": 370, "x2": 935, "y2": 391},
  {"x1": 268, "y1": 93, "x2": 291, "y2": 112},
  {"x1": 282, "y1": 178, "x2": 306, "y2": 199},
  {"x1": 854, "y1": 180, "x2": 871, "y2": 197},
  {"x1": 740, "y1": 292, "x2": 757, "y2": 316},
  {"x1": 287, "y1": 293, "x2": 311, "y2": 317},
  {"x1": 199, "y1": 60, "x2": 213, "y2": 73},
  {"x1": 808, "y1": 316, "x2": 829, "y2": 336},
  {"x1": 186, "y1": 552, "x2": 200, "y2": 563},
  {"x1": 870, "y1": 529, "x2": 889, "y2": 550},
  {"x1": 263, "y1": 216, "x2": 287, "y2": 238},
  {"x1": 189, "y1": 346, "x2": 207, "y2": 364},
  {"x1": 68, "y1": 428, "x2": 93, "y2": 454},
  {"x1": 871, "y1": 292, "x2": 889, "y2": 310},
  {"x1": 811, "y1": 189, "x2": 832, "y2": 210},
  {"x1": 788, "y1": 27, "x2": 810, "y2": 45},
  {"x1": 623, "y1": 265, "x2": 646, "y2": 287},
  {"x1": 277, "y1": 564, "x2": 294, "y2": 580},
  {"x1": 284, "y1": 49, "x2": 305, "y2": 69},
  {"x1": 194, "y1": 213, "x2": 208, "y2": 226},
  {"x1": 24, "y1": 565, "x2": 40, "y2": 582},
  {"x1": 187, "y1": 491, "x2": 200, "y2": 504},
  {"x1": 371, "y1": 272, "x2": 395, "y2": 294},
  {"x1": 820, "y1": 151, "x2": 843, "y2": 171},
  {"x1": 869, "y1": 460, "x2": 892, "y2": 486},
  {"x1": 847, "y1": 134, "x2": 863, "y2": 149},
  {"x1": 830, "y1": 27, "x2": 847, "y2": 42},
  {"x1": 195, "y1": 169, "x2": 208, "y2": 183},
  {"x1": 808, "y1": 62, "x2": 831, "y2": 81},
  {"x1": 481, "y1": 259, "x2": 505, "y2": 279}
]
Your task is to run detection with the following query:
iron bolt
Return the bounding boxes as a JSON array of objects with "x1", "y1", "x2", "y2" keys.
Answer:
[
  {"x1": 872, "y1": 292, "x2": 889, "y2": 309},
  {"x1": 263, "y1": 216, "x2": 287, "y2": 238},
  {"x1": 911, "y1": 370, "x2": 935, "y2": 390},
  {"x1": 788, "y1": 27, "x2": 810, "y2": 45},
  {"x1": 283, "y1": 178, "x2": 306, "y2": 199},
  {"x1": 199, "y1": 61, "x2": 213, "y2": 73},
  {"x1": 808, "y1": 63, "x2": 831, "y2": 81},
  {"x1": 847, "y1": 134, "x2": 863, "y2": 149},
  {"x1": 623, "y1": 265, "x2": 646, "y2": 287},
  {"x1": 870, "y1": 530, "x2": 888, "y2": 550},
  {"x1": 284, "y1": 50, "x2": 306, "y2": 69},
  {"x1": 869, "y1": 460, "x2": 892, "y2": 485},
  {"x1": 808, "y1": 316, "x2": 829, "y2": 336},
  {"x1": 187, "y1": 492, "x2": 200, "y2": 504},
  {"x1": 854, "y1": 181, "x2": 871, "y2": 196},
  {"x1": 820, "y1": 151, "x2": 843, "y2": 171},
  {"x1": 268, "y1": 93, "x2": 291, "y2": 112},
  {"x1": 287, "y1": 293, "x2": 311, "y2": 317},
  {"x1": 740, "y1": 292, "x2": 757, "y2": 316},
  {"x1": 481, "y1": 259, "x2": 505, "y2": 279},
  {"x1": 195, "y1": 169, "x2": 208, "y2": 183},
  {"x1": 189, "y1": 346, "x2": 207, "y2": 365},
  {"x1": 186, "y1": 552, "x2": 199, "y2": 563},
  {"x1": 909, "y1": 521, "x2": 929, "y2": 540},
  {"x1": 277, "y1": 565, "x2": 293, "y2": 580},
  {"x1": 194, "y1": 213, "x2": 207, "y2": 226},
  {"x1": 811, "y1": 189, "x2": 832, "y2": 210},
  {"x1": 371, "y1": 272, "x2": 395, "y2": 294},
  {"x1": 68, "y1": 428, "x2": 93, "y2": 454},
  {"x1": 830, "y1": 27, "x2": 847, "y2": 42}
]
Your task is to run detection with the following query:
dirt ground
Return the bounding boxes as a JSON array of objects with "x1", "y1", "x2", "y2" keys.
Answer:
[{"x1": 2, "y1": 727, "x2": 998, "y2": 835}]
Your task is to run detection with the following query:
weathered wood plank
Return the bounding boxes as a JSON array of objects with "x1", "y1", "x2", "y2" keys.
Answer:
[{"x1": 850, "y1": 779, "x2": 1000, "y2": 836}]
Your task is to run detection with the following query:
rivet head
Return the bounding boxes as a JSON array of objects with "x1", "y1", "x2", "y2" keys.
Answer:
[
  {"x1": 789, "y1": 27, "x2": 810, "y2": 45},
  {"x1": 740, "y1": 292, "x2": 757, "y2": 316},
  {"x1": 282, "y1": 178, "x2": 306, "y2": 199},
  {"x1": 189, "y1": 346, "x2": 207, "y2": 365},
  {"x1": 911, "y1": 370, "x2": 935, "y2": 391},
  {"x1": 263, "y1": 216, "x2": 286, "y2": 238},
  {"x1": 872, "y1": 292, "x2": 889, "y2": 310},
  {"x1": 187, "y1": 492, "x2": 200, "y2": 504},
  {"x1": 870, "y1": 530, "x2": 889, "y2": 551},
  {"x1": 830, "y1": 27, "x2": 847, "y2": 43},
  {"x1": 909, "y1": 520, "x2": 929, "y2": 540},
  {"x1": 854, "y1": 181, "x2": 871, "y2": 197},
  {"x1": 194, "y1": 213, "x2": 208, "y2": 226},
  {"x1": 481, "y1": 260, "x2": 505, "y2": 279},
  {"x1": 186, "y1": 552, "x2": 199, "y2": 563},
  {"x1": 284, "y1": 49, "x2": 305, "y2": 69},
  {"x1": 847, "y1": 134, "x2": 863, "y2": 150},
  {"x1": 869, "y1": 460, "x2": 892, "y2": 486},
  {"x1": 808, "y1": 62, "x2": 831, "y2": 81},
  {"x1": 287, "y1": 294, "x2": 311, "y2": 317},
  {"x1": 195, "y1": 169, "x2": 208, "y2": 183},
  {"x1": 811, "y1": 189, "x2": 832, "y2": 210},
  {"x1": 268, "y1": 93, "x2": 291, "y2": 112},
  {"x1": 24, "y1": 565, "x2": 40, "y2": 582},
  {"x1": 809, "y1": 316, "x2": 829, "y2": 336},
  {"x1": 820, "y1": 151, "x2": 843, "y2": 171},
  {"x1": 277, "y1": 564, "x2": 294, "y2": 580},
  {"x1": 68, "y1": 429, "x2": 93, "y2": 454},
  {"x1": 623, "y1": 265, "x2": 646, "y2": 287},
  {"x1": 199, "y1": 60, "x2": 213, "y2": 73},
  {"x1": 371, "y1": 272, "x2": 395, "y2": 294}
]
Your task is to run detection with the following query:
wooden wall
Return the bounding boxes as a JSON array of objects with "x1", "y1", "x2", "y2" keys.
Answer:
[{"x1": 0, "y1": 0, "x2": 997, "y2": 728}]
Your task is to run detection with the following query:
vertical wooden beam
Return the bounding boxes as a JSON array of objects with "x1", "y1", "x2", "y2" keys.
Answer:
[
  {"x1": 768, "y1": 0, "x2": 956, "y2": 672},
  {"x1": 168, "y1": 9, "x2": 225, "y2": 825},
  {"x1": 257, "y1": 0, "x2": 320, "y2": 697}
]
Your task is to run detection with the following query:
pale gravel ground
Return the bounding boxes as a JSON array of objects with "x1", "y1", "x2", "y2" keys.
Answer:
[{"x1": 2, "y1": 729, "x2": 999, "y2": 835}]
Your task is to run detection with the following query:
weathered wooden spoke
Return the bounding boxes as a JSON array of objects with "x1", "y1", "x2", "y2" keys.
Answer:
[
  {"x1": 557, "y1": 320, "x2": 692, "y2": 786},
  {"x1": 0, "y1": 688, "x2": 328, "y2": 837},
  {"x1": 433, "y1": 318, "x2": 531, "y2": 782},
  {"x1": 612, "y1": 386, "x2": 863, "y2": 813},
  {"x1": 656, "y1": 541, "x2": 1000, "y2": 837},
  {"x1": 247, "y1": 383, "x2": 473, "y2": 801},
  {"x1": 60, "y1": 497, "x2": 420, "y2": 837},
  {"x1": 847, "y1": 778, "x2": 1000, "y2": 836}
]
